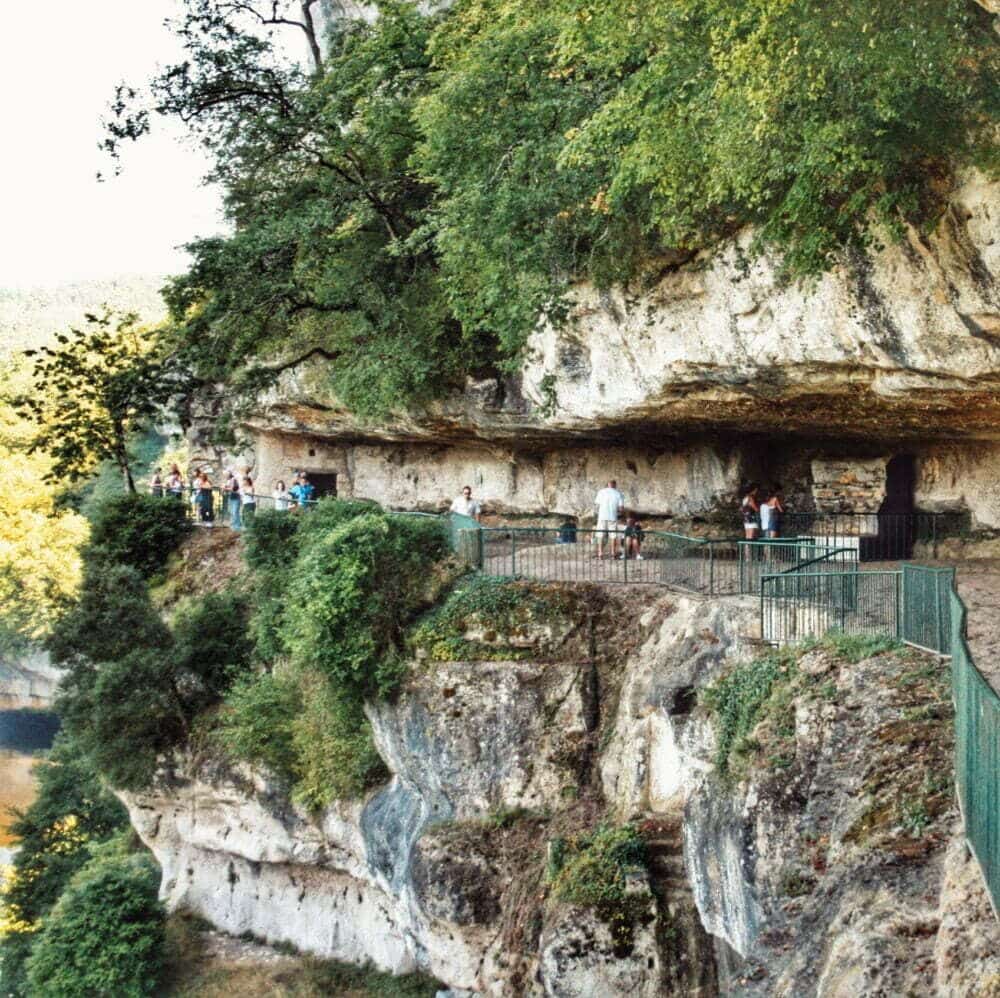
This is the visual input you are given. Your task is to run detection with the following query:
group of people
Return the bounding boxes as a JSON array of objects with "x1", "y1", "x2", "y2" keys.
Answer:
[
  {"x1": 149, "y1": 464, "x2": 318, "y2": 527},
  {"x1": 593, "y1": 479, "x2": 644, "y2": 560},
  {"x1": 740, "y1": 482, "x2": 785, "y2": 539}
]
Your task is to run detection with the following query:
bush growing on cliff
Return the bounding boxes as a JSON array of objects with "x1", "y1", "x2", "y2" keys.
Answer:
[
  {"x1": 280, "y1": 512, "x2": 449, "y2": 699},
  {"x1": 25, "y1": 835, "x2": 165, "y2": 998},
  {"x1": 547, "y1": 824, "x2": 651, "y2": 953},
  {"x1": 86, "y1": 492, "x2": 191, "y2": 578},
  {"x1": 53, "y1": 567, "x2": 253, "y2": 790},
  {"x1": 221, "y1": 508, "x2": 447, "y2": 805}
]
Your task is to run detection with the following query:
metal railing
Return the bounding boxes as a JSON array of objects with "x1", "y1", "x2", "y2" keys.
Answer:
[
  {"x1": 759, "y1": 558, "x2": 997, "y2": 914},
  {"x1": 460, "y1": 527, "x2": 737, "y2": 590},
  {"x1": 736, "y1": 539, "x2": 857, "y2": 595},
  {"x1": 951, "y1": 589, "x2": 1000, "y2": 918},
  {"x1": 760, "y1": 568, "x2": 900, "y2": 645},
  {"x1": 780, "y1": 511, "x2": 967, "y2": 561}
]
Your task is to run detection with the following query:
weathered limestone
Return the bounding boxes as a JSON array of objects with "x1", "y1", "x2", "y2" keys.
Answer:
[
  {"x1": 0, "y1": 650, "x2": 62, "y2": 709},
  {"x1": 242, "y1": 171, "x2": 1000, "y2": 450}
]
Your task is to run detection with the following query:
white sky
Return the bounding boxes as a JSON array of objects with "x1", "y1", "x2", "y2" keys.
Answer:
[{"x1": 0, "y1": 1, "x2": 226, "y2": 289}]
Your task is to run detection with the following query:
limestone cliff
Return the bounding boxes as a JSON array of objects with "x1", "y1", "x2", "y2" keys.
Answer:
[
  {"x1": 122, "y1": 587, "x2": 999, "y2": 996},
  {"x1": 217, "y1": 172, "x2": 1000, "y2": 532}
]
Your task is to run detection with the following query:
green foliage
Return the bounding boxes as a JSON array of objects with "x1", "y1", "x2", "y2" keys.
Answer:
[
  {"x1": 280, "y1": 512, "x2": 449, "y2": 699},
  {"x1": 105, "y1": 0, "x2": 1000, "y2": 419},
  {"x1": 244, "y1": 500, "x2": 378, "y2": 661},
  {"x1": 51, "y1": 520, "x2": 253, "y2": 789},
  {"x1": 408, "y1": 575, "x2": 568, "y2": 661},
  {"x1": 288, "y1": 673, "x2": 389, "y2": 809},
  {"x1": 0, "y1": 737, "x2": 128, "y2": 997},
  {"x1": 548, "y1": 824, "x2": 650, "y2": 950},
  {"x1": 12, "y1": 310, "x2": 180, "y2": 491},
  {"x1": 701, "y1": 651, "x2": 796, "y2": 777},
  {"x1": 805, "y1": 631, "x2": 903, "y2": 664},
  {"x1": 218, "y1": 672, "x2": 300, "y2": 784},
  {"x1": 25, "y1": 835, "x2": 165, "y2": 998},
  {"x1": 218, "y1": 669, "x2": 389, "y2": 808},
  {"x1": 86, "y1": 492, "x2": 191, "y2": 578}
]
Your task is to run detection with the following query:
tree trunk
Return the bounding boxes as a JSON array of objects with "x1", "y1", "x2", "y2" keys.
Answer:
[{"x1": 300, "y1": 0, "x2": 324, "y2": 75}]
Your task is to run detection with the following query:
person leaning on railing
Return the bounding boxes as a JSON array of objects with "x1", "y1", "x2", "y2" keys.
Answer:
[
  {"x1": 273, "y1": 480, "x2": 291, "y2": 511},
  {"x1": 193, "y1": 469, "x2": 214, "y2": 525},
  {"x1": 241, "y1": 476, "x2": 257, "y2": 525},
  {"x1": 289, "y1": 471, "x2": 316, "y2": 509}
]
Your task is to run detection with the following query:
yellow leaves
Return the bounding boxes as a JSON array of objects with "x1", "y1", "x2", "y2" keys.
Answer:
[
  {"x1": 590, "y1": 189, "x2": 612, "y2": 214},
  {"x1": 0, "y1": 864, "x2": 38, "y2": 937},
  {"x1": 0, "y1": 362, "x2": 87, "y2": 641}
]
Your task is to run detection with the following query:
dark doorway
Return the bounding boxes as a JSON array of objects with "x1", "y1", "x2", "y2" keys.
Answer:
[
  {"x1": 866, "y1": 455, "x2": 915, "y2": 560},
  {"x1": 306, "y1": 472, "x2": 338, "y2": 499}
]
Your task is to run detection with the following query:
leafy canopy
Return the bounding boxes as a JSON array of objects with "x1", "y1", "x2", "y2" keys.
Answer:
[
  {"x1": 12, "y1": 311, "x2": 178, "y2": 492},
  {"x1": 104, "y1": 0, "x2": 999, "y2": 422}
]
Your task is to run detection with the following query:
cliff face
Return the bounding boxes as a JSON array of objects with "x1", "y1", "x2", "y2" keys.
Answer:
[
  {"x1": 0, "y1": 650, "x2": 62, "y2": 709},
  {"x1": 122, "y1": 587, "x2": 999, "y2": 995},
  {"x1": 246, "y1": 171, "x2": 1000, "y2": 447},
  {"x1": 217, "y1": 171, "x2": 1000, "y2": 533}
]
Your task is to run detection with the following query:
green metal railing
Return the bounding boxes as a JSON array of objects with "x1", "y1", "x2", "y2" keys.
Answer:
[
  {"x1": 759, "y1": 558, "x2": 998, "y2": 915},
  {"x1": 951, "y1": 588, "x2": 1000, "y2": 918},
  {"x1": 458, "y1": 527, "x2": 801, "y2": 593},
  {"x1": 901, "y1": 564, "x2": 955, "y2": 656}
]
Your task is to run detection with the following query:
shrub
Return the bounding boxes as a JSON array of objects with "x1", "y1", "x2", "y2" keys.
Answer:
[
  {"x1": 408, "y1": 575, "x2": 570, "y2": 661},
  {"x1": 86, "y1": 493, "x2": 191, "y2": 577},
  {"x1": 218, "y1": 671, "x2": 301, "y2": 784},
  {"x1": 55, "y1": 583, "x2": 253, "y2": 791},
  {"x1": 25, "y1": 836, "x2": 165, "y2": 998},
  {"x1": 280, "y1": 512, "x2": 449, "y2": 699},
  {"x1": 701, "y1": 651, "x2": 796, "y2": 777},
  {"x1": 289, "y1": 672, "x2": 388, "y2": 809},
  {"x1": 218, "y1": 670, "x2": 388, "y2": 807},
  {"x1": 548, "y1": 824, "x2": 650, "y2": 952}
]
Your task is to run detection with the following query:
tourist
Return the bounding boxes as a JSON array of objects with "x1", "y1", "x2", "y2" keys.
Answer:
[
  {"x1": 194, "y1": 469, "x2": 214, "y2": 525},
  {"x1": 241, "y1": 475, "x2": 257, "y2": 525},
  {"x1": 741, "y1": 483, "x2": 761, "y2": 540},
  {"x1": 450, "y1": 485, "x2": 481, "y2": 521},
  {"x1": 149, "y1": 467, "x2": 164, "y2": 498},
  {"x1": 273, "y1": 480, "x2": 291, "y2": 511},
  {"x1": 291, "y1": 471, "x2": 316, "y2": 509},
  {"x1": 166, "y1": 466, "x2": 184, "y2": 499},
  {"x1": 623, "y1": 513, "x2": 644, "y2": 560},
  {"x1": 225, "y1": 469, "x2": 242, "y2": 530},
  {"x1": 594, "y1": 479, "x2": 626, "y2": 560},
  {"x1": 764, "y1": 485, "x2": 785, "y2": 539}
]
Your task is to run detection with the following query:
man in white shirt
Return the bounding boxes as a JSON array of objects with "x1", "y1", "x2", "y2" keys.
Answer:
[
  {"x1": 450, "y1": 485, "x2": 481, "y2": 521},
  {"x1": 594, "y1": 479, "x2": 625, "y2": 559}
]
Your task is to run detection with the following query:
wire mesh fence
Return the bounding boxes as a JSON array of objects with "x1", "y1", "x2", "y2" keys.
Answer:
[
  {"x1": 951, "y1": 589, "x2": 1000, "y2": 918},
  {"x1": 760, "y1": 568, "x2": 901, "y2": 645}
]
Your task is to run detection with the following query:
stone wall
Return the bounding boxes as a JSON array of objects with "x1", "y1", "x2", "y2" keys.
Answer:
[{"x1": 252, "y1": 431, "x2": 745, "y2": 522}]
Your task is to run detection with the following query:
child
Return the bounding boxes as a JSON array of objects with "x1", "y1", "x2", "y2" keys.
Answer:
[{"x1": 623, "y1": 514, "x2": 644, "y2": 560}]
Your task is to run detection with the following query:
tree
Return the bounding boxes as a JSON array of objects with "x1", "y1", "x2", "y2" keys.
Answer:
[
  {"x1": 0, "y1": 356, "x2": 88, "y2": 646},
  {"x1": 13, "y1": 311, "x2": 177, "y2": 492}
]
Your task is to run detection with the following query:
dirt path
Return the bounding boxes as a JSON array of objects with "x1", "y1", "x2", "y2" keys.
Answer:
[{"x1": 954, "y1": 561, "x2": 1000, "y2": 694}]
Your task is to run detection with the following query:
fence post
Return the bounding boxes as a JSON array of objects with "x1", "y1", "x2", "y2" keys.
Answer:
[
  {"x1": 932, "y1": 515, "x2": 938, "y2": 560},
  {"x1": 708, "y1": 543, "x2": 715, "y2": 595},
  {"x1": 895, "y1": 571, "x2": 902, "y2": 640},
  {"x1": 511, "y1": 531, "x2": 516, "y2": 576}
]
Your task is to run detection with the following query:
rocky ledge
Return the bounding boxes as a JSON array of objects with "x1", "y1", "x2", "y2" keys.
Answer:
[
  {"x1": 246, "y1": 172, "x2": 1000, "y2": 447},
  {"x1": 122, "y1": 588, "x2": 999, "y2": 995}
]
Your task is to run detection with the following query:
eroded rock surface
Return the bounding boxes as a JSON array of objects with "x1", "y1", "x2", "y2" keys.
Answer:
[{"x1": 123, "y1": 590, "x2": 998, "y2": 996}]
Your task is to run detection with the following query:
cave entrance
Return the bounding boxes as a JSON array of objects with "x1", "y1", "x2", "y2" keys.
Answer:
[
  {"x1": 305, "y1": 472, "x2": 338, "y2": 498},
  {"x1": 869, "y1": 454, "x2": 915, "y2": 560}
]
